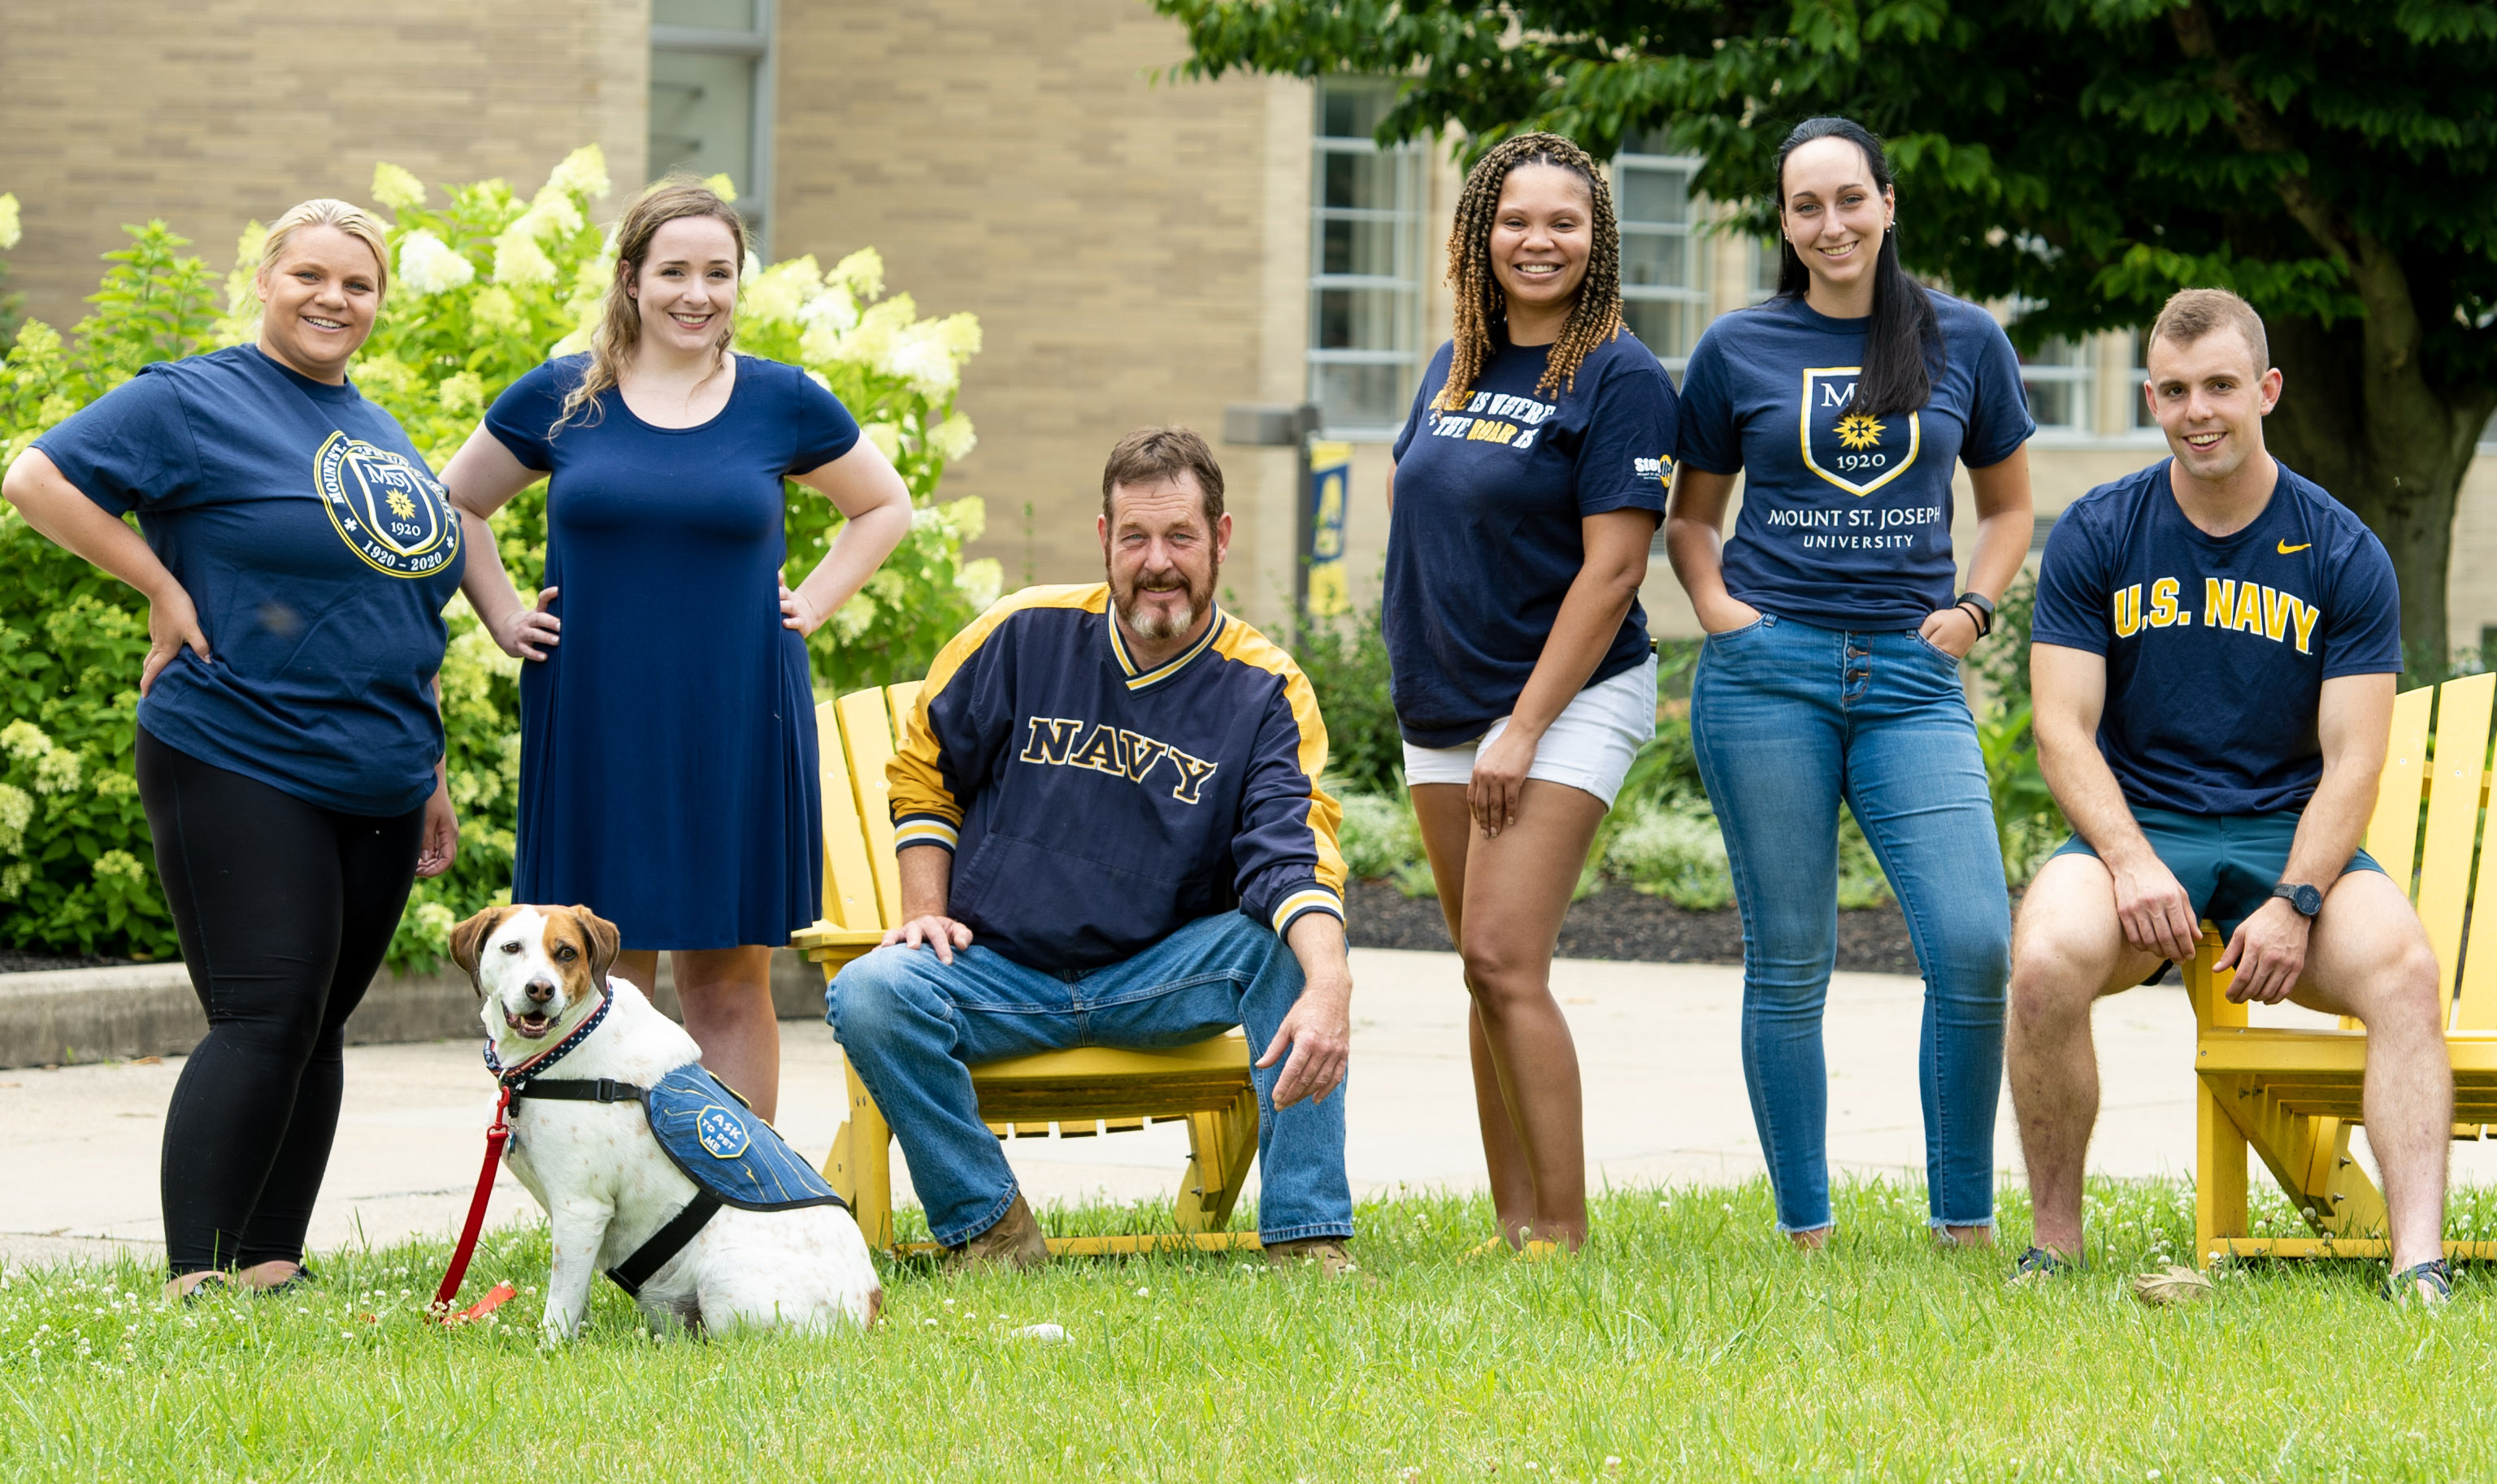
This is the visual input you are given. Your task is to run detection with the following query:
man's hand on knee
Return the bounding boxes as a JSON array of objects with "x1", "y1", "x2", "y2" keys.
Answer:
[
  {"x1": 2217, "y1": 898, "x2": 2307, "y2": 1005},
  {"x1": 2108, "y1": 849, "x2": 2200, "y2": 965},
  {"x1": 1259, "y1": 977, "x2": 1350, "y2": 1108},
  {"x1": 884, "y1": 914, "x2": 973, "y2": 964}
]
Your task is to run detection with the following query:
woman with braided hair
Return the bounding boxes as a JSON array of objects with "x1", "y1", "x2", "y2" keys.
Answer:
[
  {"x1": 1387, "y1": 132, "x2": 1676, "y2": 1255},
  {"x1": 1666, "y1": 116, "x2": 2034, "y2": 1249}
]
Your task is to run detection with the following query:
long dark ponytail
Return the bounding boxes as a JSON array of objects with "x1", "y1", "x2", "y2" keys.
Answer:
[{"x1": 1770, "y1": 116, "x2": 1939, "y2": 419}]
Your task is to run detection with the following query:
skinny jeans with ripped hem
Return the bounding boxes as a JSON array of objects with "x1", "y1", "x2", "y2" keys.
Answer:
[
  {"x1": 136, "y1": 726, "x2": 425, "y2": 1276},
  {"x1": 1691, "y1": 614, "x2": 2009, "y2": 1233}
]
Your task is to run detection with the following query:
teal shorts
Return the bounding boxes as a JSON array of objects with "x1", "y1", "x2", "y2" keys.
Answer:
[{"x1": 2050, "y1": 805, "x2": 2385, "y2": 942}]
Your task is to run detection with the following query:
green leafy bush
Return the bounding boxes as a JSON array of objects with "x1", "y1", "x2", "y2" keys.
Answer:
[
  {"x1": 1605, "y1": 803, "x2": 1733, "y2": 909},
  {"x1": 1290, "y1": 596, "x2": 1400, "y2": 796},
  {"x1": 0, "y1": 150, "x2": 991, "y2": 967},
  {"x1": 1969, "y1": 567, "x2": 2067, "y2": 884}
]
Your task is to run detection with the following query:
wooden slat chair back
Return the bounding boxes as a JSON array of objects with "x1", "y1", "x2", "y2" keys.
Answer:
[
  {"x1": 2188, "y1": 671, "x2": 2497, "y2": 1261},
  {"x1": 789, "y1": 683, "x2": 1263, "y2": 1256}
]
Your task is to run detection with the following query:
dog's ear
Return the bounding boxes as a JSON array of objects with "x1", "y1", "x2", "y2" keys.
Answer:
[
  {"x1": 449, "y1": 905, "x2": 514, "y2": 994},
  {"x1": 572, "y1": 905, "x2": 622, "y2": 986}
]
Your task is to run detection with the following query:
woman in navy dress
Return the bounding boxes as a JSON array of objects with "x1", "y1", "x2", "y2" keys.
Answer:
[{"x1": 445, "y1": 181, "x2": 911, "y2": 1120}]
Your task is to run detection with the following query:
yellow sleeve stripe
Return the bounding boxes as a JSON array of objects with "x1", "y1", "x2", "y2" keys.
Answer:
[
  {"x1": 1213, "y1": 618, "x2": 1347, "y2": 894},
  {"x1": 888, "y1": 583, "x2": 1111, "y2": 823},
  {"x1": 1271, "y1": 887, "x2": 1344, "y2": 934},
  {"x1": 893, "y1": 818, "x2": 960, "y2": 851}
]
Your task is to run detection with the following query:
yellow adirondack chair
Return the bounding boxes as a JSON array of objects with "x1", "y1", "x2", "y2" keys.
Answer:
[
  {"x1": 2189, "y1": 670, "x2": 2497, "y2": 1262},
  {"x1": 788, "y1": 683, "x2": 1265, "y2": 1257}
]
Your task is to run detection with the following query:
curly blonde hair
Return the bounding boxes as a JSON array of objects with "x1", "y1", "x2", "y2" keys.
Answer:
[{"x1": 1435, "y1": 132, "x2": 1624, "y2": 410}]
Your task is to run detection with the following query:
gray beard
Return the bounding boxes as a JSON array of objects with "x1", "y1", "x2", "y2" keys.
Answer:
[{"x1": 1120, "y1": 592, "x2": 1198, "y2": 641}]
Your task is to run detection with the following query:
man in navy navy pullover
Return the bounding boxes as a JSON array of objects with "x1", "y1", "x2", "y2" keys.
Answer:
[
  {"x1": 828, "y1": 427, "x2": 1357, "y2": 1272},
  {"x1": 2007, "y1": 289, "x2": 2452, "y2": 1302}
]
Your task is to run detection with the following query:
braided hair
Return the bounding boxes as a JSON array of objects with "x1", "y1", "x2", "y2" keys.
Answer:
[{"x1": 1436, "y1": 132, "x2": 1624, "y2": 411}]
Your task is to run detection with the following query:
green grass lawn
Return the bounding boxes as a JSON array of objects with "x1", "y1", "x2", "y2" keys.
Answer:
[{"x1": 8, "y1": 1177, "x2": 2497, "y2": 1482}]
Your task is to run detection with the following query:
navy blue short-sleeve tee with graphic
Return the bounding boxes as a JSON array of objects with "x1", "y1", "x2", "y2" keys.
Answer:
[
  {"x1": 2030, "y1": 458, "x2": 2403, "y2": 816},
  {"x1": 33, "y1": 345, "x2": 463, "y2": 816},
  {"x1": 1385, "y1": 328, "x2": 1675, "y2": 748},
  {"x1": 1675, "y1": 289, "x2": 2034, "y2": 630}
]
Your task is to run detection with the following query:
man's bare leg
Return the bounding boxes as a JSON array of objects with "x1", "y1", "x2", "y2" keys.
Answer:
[
  {"x1": 2007, "y1": 853, "x2": 2164, "y2": 1260},
  {"x1": 2288, "y1": 869, "x2": 2451, "y2": 1275}
]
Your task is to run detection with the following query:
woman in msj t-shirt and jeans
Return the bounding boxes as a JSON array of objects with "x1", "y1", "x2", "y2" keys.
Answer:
[
  {"x1": 4, "y1": 201, "x2": 463, "y2": 1300},
  {"x1": 1666, "y1": 117, "x2": 2036, "y2": 1248},
  {"x1": 1387, "y1": 134, "x2": 1675, "y2": 1255}
]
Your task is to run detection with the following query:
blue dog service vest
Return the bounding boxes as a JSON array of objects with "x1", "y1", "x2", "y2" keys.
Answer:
[{"x1": 644, "y1": 1064, "x2": 843, "y2": 1212}]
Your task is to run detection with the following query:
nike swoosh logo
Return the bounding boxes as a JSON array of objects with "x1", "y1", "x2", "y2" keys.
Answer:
[{"x1": 2277, "y1": 540, "x2": 2312, "y2": 554}]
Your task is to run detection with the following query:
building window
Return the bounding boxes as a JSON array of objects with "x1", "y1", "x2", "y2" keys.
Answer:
[
  {"x1": 1752, "y1": 236, "x2": 1785, "y2": 303},
  {"x1": 1613, "y1": 134, "x2": 1709, "y2": 372},
  {"x1": 1307, "y1": 80, "x2": 1427, "y2": 435},
  {"x1": 2017, "y1": 328, "x2": 2094, "y2": 435},
  {"x1": 650, "y1": 0, "x2": 775, "y2": 253}
]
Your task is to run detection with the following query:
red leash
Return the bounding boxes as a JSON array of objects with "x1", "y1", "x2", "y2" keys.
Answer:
[{"x1": 432, "y1": 1086, "x2": 519, "y2": 1322}]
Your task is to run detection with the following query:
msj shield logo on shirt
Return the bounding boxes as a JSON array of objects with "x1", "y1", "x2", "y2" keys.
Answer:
[
  {"x1": 1799, "y1": 367, "x2": 1920, "y2": 497},
  {"x1": 315, "y1": 433, "x2": 458, "y2": 579}
]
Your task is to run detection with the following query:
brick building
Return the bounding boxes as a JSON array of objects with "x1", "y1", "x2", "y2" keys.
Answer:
[{"x1": 7, "y1": 0, "x2": 2495, "y2": 645}]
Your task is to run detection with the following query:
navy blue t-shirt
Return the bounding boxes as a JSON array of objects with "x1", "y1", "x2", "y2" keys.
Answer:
[
  {"x1": 34, "y1": 345, "x2": 463, "y2": 815},
  {"x1": 1386, "y1": 328, "x2": 1674, "y2": 747},
  {"x1": 1675, "y1": 289, "x2": 2034, "y2": 629},
  {"x1": 2030, "y1": 459, "x2": 2404, "y2": 815}
]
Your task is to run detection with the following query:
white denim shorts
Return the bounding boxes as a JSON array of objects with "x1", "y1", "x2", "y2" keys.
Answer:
[{"x1": 1400, "y1": 654, "x2": 1659, "y2": 808}]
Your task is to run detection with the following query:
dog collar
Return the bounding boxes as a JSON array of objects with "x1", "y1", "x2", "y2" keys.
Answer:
[{"x1": 482, "y1": 990, "x2": 611, "y2": 1089}]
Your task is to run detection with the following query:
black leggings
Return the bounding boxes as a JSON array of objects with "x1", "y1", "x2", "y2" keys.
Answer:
[{"x1": 137, "y1": 727, "x2": 424, "y2": 1275}]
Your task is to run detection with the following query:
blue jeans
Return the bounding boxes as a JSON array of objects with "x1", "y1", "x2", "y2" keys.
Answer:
[
  {"x1": 827, "y1": 911, "x2": 1353, "y2": 1248},
  {"x1": 1691, "y1": 614, "x2": 2010, "y2": 1232}
]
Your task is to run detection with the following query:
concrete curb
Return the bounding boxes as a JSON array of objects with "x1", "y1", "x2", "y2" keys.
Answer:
[{"x1": 0, "y1": 950, "x2": 835, "y2": 1069}]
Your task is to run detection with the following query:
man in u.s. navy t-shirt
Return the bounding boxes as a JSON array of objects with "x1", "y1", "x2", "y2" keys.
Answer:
[{"x1": 2004, "y1": 289, "x2": 2451, "y2": 1297}]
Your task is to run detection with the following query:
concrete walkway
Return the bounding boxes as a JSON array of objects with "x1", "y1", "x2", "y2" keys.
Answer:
[{"x1": 11, "y1": 948, "x2": 2482, "y2": 1269}]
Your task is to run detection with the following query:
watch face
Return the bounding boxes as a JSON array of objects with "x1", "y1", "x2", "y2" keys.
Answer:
[{"x1": 2294, "y1": 883, "x2": 2323, "y2": 918}]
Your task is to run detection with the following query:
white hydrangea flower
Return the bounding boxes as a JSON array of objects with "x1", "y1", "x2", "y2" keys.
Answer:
[
  {"x1": 881, "y1": 322, "x2": 960, "y2": 397},
  {"x1": 518, "y1": 184, "x2": 584, "y2": 242},
  {"x1": 930, "y1": 312, "x2": 982, "y2": 358},
  {"x1": 943, "y1": 494, "x2": 988, "y2": 545},
  {"x1": 829, "y1": 247, "x2": 884, "y2": 301},
  {"x1": 0, "y1": 862, "x2": 29, "y2": 901},
  {"x1": 956, "y1": 558, "x2": 1004, "y2": 612},
  {"x1": 32, "y1": 747, "x2": 80, "y2": 796},
  {"x1": 397, "y1": 230, "x2": 476, "y2": 296},
  {"x1": 545, "y1": 145, "x2": 611, "y2": 201},
  {"x1": 471, "y1": 286, "x2": 523, "y2": 333},
  {"x1": 740, "y1": 256, "x2": 817, "y2": 328},
  {"x1": 92, "y1": 849, "x2": 144, "y2": 882},
  {"x1": 741, "y1": 250, "x2": 763, "y2": 284},
  {"x1": 0, "y1": 720, "x2": 50, "y2": 761},
  {"x1": 371, "y1": 163, "x2": 427, "y2": 212},
  {"x1": 704, "y1": 173, "x2": 740, "y2": 203},
  {"x1": 0, "y1": 782, "x2": 30, "y2": 855},
  {"x1": 926, "y1": 413, "x2": 977, "y2": 464},
  {"x1": 0, "y1": 193, "x2": 20, "y2": 253},
  {"x1": 839, "y1": 297, "x2": 914, "y2": 375},
  {"x1": 438, "y1": 371, "x2": 487, "y2": 416},
  {"x1": 861, "y1": 421, "x2": 903, "y2": 461},
  {"x1": 492, "y1": 228, "x2": 556, "y2": 287}
]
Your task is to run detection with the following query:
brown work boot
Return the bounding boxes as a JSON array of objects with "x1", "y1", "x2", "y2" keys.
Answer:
[
  {"x1": 946, "y1": 1192, "x2": 1049, "y2": 1272},
  {"x1": 1263, "y1": 1237, "x2": 1357, "y2": 1277}
]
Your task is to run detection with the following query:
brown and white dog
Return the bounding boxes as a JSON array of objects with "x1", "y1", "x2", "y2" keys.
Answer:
[{"x1": 451, "y1": 904, "x2": 881, "y2": 1339}]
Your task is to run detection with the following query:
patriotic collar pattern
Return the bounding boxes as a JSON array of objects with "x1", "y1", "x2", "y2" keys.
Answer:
[{"x1": 481, "y1": 991, "x2": 611, "y2": 1088}]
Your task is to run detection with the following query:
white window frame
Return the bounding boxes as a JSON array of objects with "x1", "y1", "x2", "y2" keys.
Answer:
[
  {"x1": 2009, "y1": 310, "x2": 2095, "y2": 440},
  {"x1": 650, "y1": 0, "x2": 777, "y2": 257},
  {"x1": 1306, "y1": 80, "x2": 1427, "y2": 440},
  {"x1": 1610, "y1": 149, "x2": 1710, "y2": 375}
]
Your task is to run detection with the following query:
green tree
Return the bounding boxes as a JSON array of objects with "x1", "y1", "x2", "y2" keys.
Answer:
[{"x1": 1158, "y1": 0, "x2": 2497, "y2": 668}]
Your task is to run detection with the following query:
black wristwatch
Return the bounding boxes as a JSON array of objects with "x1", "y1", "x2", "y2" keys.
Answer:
[
  {"x1": 2271, "y1": 882, "x2": 2323, "y2": 918},
  {"x1": 1954, "y1": 591, "x2": 1995, "y2": 638}
]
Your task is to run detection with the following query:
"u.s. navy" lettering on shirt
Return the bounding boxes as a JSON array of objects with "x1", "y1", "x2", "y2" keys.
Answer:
[
  {"x1": 2107, "y1": 577, "x2": 2321, "y2": 653},
  {"x1": 1019, "y1": 717, "x2": 1220, "y2": 804}
]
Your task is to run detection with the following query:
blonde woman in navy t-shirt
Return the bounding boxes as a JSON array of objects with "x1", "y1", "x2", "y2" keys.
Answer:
[
  {"x1": 1387, "y1": 133, "x2": 1676, "y2": 1255},
  {"x1": 1666, "y1": 118, "x2": 2035, "y2": 1248},
  {"x1": 7, "y1": 201, "x2": 462, "y2": 1300}
]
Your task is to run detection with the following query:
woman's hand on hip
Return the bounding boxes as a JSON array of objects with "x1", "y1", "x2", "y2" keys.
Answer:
[
  {"x1": 1917, "y1": 605, "x2": 1981, "y2": 659},
  {"x1": 139, "y1": 581, "x2": 210, "y2": 697},
  {"x1": 494, "y1": 588, "x2": 561, "y2": 661},
  {"x1": 1469, "y1": 726, "x2": 1540, "y2": 839},
  {"x1": 780, "y1": 582, "x2": 832, "y2": 636},
  {"x1": 1697, "y1": 596, "x2": 1762, "y2": 636},
  {"x1": 416, "y1": 786, "x2": 459, "y2": 878}
]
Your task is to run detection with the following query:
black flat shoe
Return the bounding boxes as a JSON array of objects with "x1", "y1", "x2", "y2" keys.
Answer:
[{"x1": 2384, "y1": 1258, "x2": 2451, "y2": 1307}]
